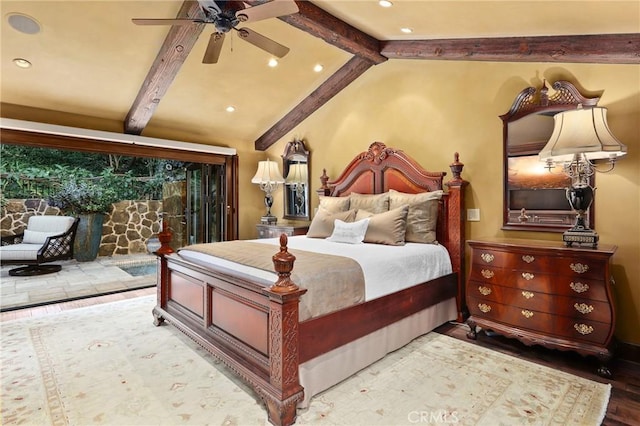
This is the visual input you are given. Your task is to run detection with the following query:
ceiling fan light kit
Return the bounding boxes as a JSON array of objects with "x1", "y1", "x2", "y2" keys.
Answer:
[{"x1": 133, "y1": 0, "x2": 298, "y2": 64}]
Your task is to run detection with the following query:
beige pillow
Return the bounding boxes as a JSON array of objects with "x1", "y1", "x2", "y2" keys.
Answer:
[
  {"x1": 349, "y1": 192, "x2": 390, "y2": 214},
  {"x1": 356, "y1": 205, "x2": 409, "y2": 246},
  {"x1": 307, "y1": 208, "x2": 357, "y2": 238},
  {"x1": 389, "y1": 189, "x2": 443, "y2": 244},
  {"x1": 318, "y1": 195, "x2": 350, "y2": 213}
]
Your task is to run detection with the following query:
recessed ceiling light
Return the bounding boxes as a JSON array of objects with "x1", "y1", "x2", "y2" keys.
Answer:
[
  {"x1": 379, "y1": 0, "x2": 393, "y2": 8},
  {"x1": 225, "y1": 106, "x2": 236, "y2": 113},
  {"x1": 401, "y1": 27, "x2": 413, "y2": 34},
  {"x1": 268, "y1": 58, "x2": 278, "y2": 67},
  {"x1": 12, "y1": 58, "x2": 32, "y2": 68},
  {"x1": 7, "y1": 13, "x2": 41, "y2": 34},
  {"x1": 313, "y1": 64, "x2": 324, "y2": 73}
]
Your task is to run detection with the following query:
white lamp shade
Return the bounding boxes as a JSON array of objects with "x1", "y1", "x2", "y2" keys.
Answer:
[
  {"x1": 539, "y1": 107, "x2": 627, "y2": 163},
  {"x1": 285, "y1": 163, "x2": 308, "y2": 184},
  {"x1": 251, "y1": 159, "x2": 285, "y2": 184}
]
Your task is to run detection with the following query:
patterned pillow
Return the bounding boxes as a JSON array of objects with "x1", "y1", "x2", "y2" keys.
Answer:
[
  {"x1": 318, "y1": 195, "x2": 350, "y2": 213},
  {"x1": 307, "y1": 208, "x2": 357, "y2": 238},
  {"x1": 349, "y1": 192, "x2": 390, "y2": 214},
  {"x1": 389, "y1": 189, "x2": 443, "y2": 244},
  {"x1": 326, "y1": 218, "x2": 370, "y2": 244}
]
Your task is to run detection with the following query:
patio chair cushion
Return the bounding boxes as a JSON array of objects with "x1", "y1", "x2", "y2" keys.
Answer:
[
  {"x1": 25, "y1": 216, "x2": 75, "y2": 233},
  {"x1": 0, "y1": 243, "x2": 41, "y2": 261}
]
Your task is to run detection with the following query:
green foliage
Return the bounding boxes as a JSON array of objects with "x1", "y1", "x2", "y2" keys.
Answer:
[
  {"x1": 48, "y1": 179, "x2": 120, "y2": 215},
  {"x1": 1, "y1": 145, "x2": 180, "y2": 201}
]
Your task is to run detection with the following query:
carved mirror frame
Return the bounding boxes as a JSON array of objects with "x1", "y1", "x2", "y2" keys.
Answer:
[
  {"x1": 501, "y1": 80, "x2": 599, "y2": 232},
  {"x1": 282, "y1": 139, "x2": 310, "y2": 220}
]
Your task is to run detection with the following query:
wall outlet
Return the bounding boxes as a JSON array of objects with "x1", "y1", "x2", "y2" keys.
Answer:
[{"x1": 467, "y1": 208, "x2": 480, "y2": 222}]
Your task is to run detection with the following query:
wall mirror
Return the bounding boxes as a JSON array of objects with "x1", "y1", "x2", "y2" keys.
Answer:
[
  {"x1": 501, "y1": 80, "x2": 599, "y2": 232},
  {"x1": 282, "y1": 139, "x2": 310, "y2": 220}
]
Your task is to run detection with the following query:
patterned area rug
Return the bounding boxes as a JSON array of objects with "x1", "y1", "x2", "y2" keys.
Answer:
[{"x1": 1, "y1": 296, "x2": 610, "y2": 425}]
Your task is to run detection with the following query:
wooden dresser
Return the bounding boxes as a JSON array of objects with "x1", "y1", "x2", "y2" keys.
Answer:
[
  {"x1": 466, "y1": 238, "x2": 617, "y2": 377},
  {"x1": 256, "y1": 221, "x2": 310, "y2": 239}
]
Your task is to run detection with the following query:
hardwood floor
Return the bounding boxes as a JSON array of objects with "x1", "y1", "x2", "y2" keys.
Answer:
[{"x1": 2, "y1": 289, "x2": 638, "y2": 425}]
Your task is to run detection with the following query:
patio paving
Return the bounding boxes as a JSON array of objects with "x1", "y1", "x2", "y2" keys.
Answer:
[{"x1": 0, "y1": 254, "x2": 157, "y2": 311}]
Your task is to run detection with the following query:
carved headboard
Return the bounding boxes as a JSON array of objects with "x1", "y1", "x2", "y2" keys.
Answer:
[{"x1": 317, "y1": 142, "x2": 469, "y2": 321}]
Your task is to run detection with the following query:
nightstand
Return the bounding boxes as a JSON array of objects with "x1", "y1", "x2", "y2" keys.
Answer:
[
  {"x1": 466, "y1": 238, "x2": 617, "y2": 377},
  {"x1": 256, "y1": 221, "x2": 310, "y2": 239}
]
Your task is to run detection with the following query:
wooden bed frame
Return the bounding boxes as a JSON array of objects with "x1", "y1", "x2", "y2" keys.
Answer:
[{"x1": 152, "y1": 142, "x2": 468, "y2": 425}]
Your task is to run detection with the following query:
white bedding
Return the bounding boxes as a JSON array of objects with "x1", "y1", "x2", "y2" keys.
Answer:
[{"x1": 178, "y1": 235, "x2": 452, "y2": 301}]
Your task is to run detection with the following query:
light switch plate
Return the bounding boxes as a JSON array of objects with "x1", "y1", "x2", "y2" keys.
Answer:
[{"x1": 467, "y1": 209, "x2": 480, "y2": 221}]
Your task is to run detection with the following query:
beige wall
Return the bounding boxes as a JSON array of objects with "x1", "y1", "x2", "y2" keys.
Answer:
[{"x1": 264, "y1": 61, "x2": 640, "y2": 345}]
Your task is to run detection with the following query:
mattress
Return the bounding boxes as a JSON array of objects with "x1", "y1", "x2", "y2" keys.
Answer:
[{"x1": 178, "y1": 235, "x2": 453, "y2": 301}]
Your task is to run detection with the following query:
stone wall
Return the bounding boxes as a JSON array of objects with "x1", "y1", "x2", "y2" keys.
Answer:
[
  {"x1": 99, "y1": 200, "x2": 163, "y2": 256},
  {"x1": 1, "y1": 199, "x2": 163, "y2": 257}
]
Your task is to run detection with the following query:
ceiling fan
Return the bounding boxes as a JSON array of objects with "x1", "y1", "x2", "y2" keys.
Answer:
[{"x1": 132, "y1": 0, "x2": 299, "y2": 64}]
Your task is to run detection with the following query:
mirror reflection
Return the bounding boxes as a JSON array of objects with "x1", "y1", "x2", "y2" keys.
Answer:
[{"x1": 282, "y1": 139, "x2": 310, "y2": 220}]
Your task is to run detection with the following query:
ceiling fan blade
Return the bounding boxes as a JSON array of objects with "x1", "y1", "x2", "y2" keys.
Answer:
[
  {"x1": 236, "y1": 0, "x2": 299, "y2": 23},
  {"x1": 237, "y1": 28, "x2": 290, "y2": 58},
  {"x1": 132, "y1": 18, "x2": 197, "y2": 26},
  {"x1": 203, "y1": 33, "x2": 226, "y2": 64}
]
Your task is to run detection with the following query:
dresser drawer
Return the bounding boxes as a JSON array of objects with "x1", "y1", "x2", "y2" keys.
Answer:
[
  {"x1": 553, "y1": 257, "x2": 608, "y2": 280},
  {"x1": 468, "y1": 296, "x2": 610, "y2": 345},
  {"x1": 471, "y1": 248, "x2": 553, "y2": 270},
  {"x1": 467, "y1": 281, "x2": 612, "y2": 323}
]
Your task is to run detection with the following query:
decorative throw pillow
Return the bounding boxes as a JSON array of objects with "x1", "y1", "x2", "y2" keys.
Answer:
[
  {"x1": 326, "y1": 218, "x2": 370, "y2": 244},
  {"x1": 389, "y1": 189, "x2": 443, "y2": 244},
  {"x1": 349, "y1": 192, "x2": 390, "y2": 214},
  {"x1": 306, "y1": 208, "x2": 357, "y2": 238},
  {"x1": 356, "y1": 205, "x2": 409, "y2": 246},
  {"x1": 318, "y1": 195, "x2": 350, "y2": 213}
]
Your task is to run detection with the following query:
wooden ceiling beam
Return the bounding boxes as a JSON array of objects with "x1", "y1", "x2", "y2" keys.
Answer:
[
  {"x1": 250, "y1": 1, "x2": 388, "y2": 150},
  {"x1": 124, "y1": 1, "x2": 204, "y2": 135},
  {"x1": 381, "y1": 33, "x2": 640, "y2": 64},
  {"x1": 279, "y1": 1, "x2": 386, "y2": 65},
  {"x1": 255, "y1": 56, "x2": 375, "y2": 151}
]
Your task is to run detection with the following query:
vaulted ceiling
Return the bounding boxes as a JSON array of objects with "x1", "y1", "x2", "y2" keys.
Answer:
[{"x1": 1, "y1": 1, "x2": 638, "y2": 151}]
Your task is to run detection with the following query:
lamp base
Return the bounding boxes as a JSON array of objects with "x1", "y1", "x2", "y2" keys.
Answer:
[
  {"x1": 261, "y1": 215, "x2": 278, "y2": 225},
  {"x1": 563, "y1": 228, "x2": 599, "y2": 248}
]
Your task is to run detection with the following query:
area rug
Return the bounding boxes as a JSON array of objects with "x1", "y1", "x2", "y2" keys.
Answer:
[{"x1": 0, "y1": 296, "x2": 611, "y2": 425}]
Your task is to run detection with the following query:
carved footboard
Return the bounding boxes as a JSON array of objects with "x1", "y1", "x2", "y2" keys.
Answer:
[{"x1": 152, "y1": 235, "x2": 306, "y2": 426}]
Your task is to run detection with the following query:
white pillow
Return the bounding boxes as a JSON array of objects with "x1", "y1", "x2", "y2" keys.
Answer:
[
  {"x1": 22, "y1": 230, "x2": 60, "y2": 244},
  {"x1": 326, "y1": 218, "x2": 370, "y2": 244}
]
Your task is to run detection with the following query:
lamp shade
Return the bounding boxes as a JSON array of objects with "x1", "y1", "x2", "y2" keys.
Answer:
[
  {"x1": 251, "y1": 159, "x2": 285, "y2": 184},
  {"x1": 539, "y1": 107, "x2": 627, "y2": 163},
  {"x1": 285, "y1": 163, "x2": 308, "y2": 185}
]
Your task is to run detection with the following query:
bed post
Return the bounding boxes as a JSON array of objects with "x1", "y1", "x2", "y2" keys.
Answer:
[
  {"x1": 261, "y1": 235, "x2": 307, "y2": 426},
  {"x1": 152, "y1": 219, "x2": 174, "y2": 326},
  {"x1": 446, "y1": 153, "x2": 469, "y2": 323}
]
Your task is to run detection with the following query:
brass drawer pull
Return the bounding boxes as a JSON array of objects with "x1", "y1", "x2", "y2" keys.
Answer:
[
  {"x1": 570, "y1": 282, "x2": 589, "y2": 293},
  {"x1": 478, "y1": 303, "x2": 492, "y2": 313},
  {"x1": 521, "y1": 310, "x2": 534, "y2": 318},
  {"x1": 570, "y1": 263, "x2": 589, "y2": 274},
  {"x1": 478, "y1": 286, "x2": 492, "y2": 296},
  {"x1": 522, "y1": 272, "x2": 534, "y2": 280},
  {"x1": 574, "y1": 303, "x2": 594, "y2": 314},
  {"x1": 481, "y1": 269, "x2": 494, "y2": 279},
  {"x1": 521, "y1": 291, "x2": 534, "y2": 299},
  {"x1": 522, "y1": 255, "x2": 535, "y2": 264},
  {"x1": 481, "y1": 253, "x2": 495, "y2": 263},
  {"x1": 574, "y1": 323, "x2": 594, "y2": 335}
]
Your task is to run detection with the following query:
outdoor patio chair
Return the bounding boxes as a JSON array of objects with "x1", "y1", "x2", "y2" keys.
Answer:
[{"x1": 0, "y1": 215, "x2": 80, "y2": 276}]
